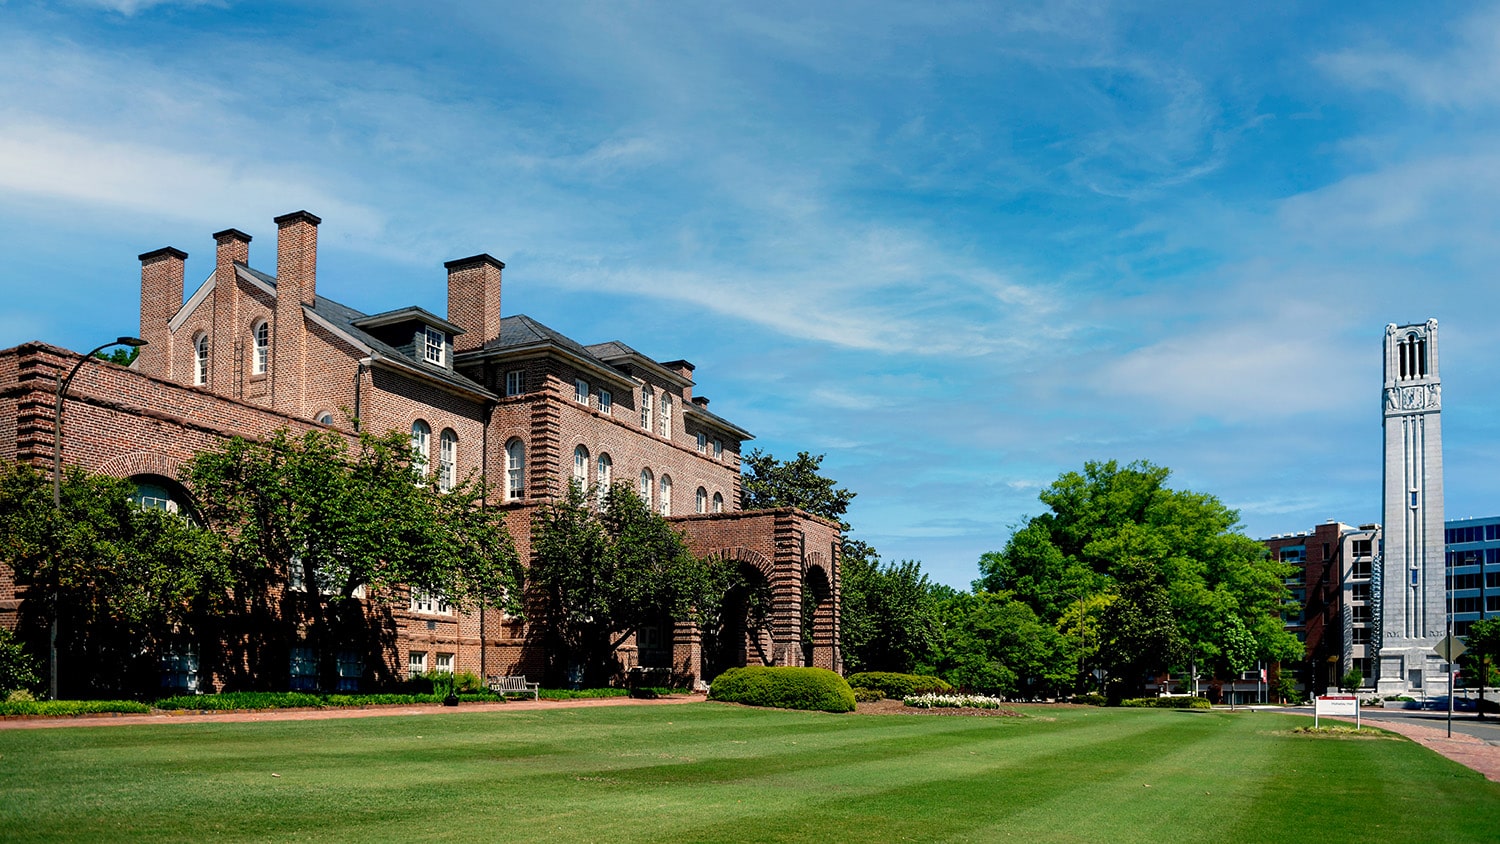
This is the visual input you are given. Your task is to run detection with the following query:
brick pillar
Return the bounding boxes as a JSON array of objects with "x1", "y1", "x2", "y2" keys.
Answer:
[
  {"x1": 137, "y1": 247, "x2": 186, "y2": 379},
  {"x1": 272, "y1": 211, "x2": 319, "y2": 416},
  {"x1": 672, "y1": 619, "x2": 703, "y2": 686},
  {"x1": 209, "y1": 228, "x2": 251, "y2": 396},
  {"x1": 445, "y1": 254, "x2": 504, "y2": 353}
]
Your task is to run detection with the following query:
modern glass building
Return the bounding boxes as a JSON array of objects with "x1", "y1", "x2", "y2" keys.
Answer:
[{"x1": 1444, "y1": 516, "x2": 1500, "y2": 638}]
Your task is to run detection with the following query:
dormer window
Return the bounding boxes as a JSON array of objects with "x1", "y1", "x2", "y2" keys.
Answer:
[{"x1": 424, "y1": 327, "x2": 445, "y2": 366}]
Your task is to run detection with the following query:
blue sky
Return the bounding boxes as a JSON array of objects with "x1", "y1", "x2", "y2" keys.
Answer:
[{"x1": 3, "y1": 1, "x2": 1499, "y2": 588}]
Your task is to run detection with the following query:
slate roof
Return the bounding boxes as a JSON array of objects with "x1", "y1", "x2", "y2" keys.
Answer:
[{"x1": 238, "y1": 264, "x2": 493, "y2": 399}]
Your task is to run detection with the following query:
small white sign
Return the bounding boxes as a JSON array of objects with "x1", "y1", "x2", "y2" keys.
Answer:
[{"x1": 1315, "y1": 694, "x2": 1359, "y2": 728}]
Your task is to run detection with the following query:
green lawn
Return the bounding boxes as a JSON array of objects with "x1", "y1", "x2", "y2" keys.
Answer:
[{"x1": 1, "y1": 704, "x2": 1495, "y2": 842}]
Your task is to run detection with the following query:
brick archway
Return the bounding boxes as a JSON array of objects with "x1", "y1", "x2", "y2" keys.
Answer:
[
  {"x1": 97, "y1": 450, "x2": 185, "y2": 482},
  {"x1": 705, "y1": 546, "x2": 774, "y2": 580}
]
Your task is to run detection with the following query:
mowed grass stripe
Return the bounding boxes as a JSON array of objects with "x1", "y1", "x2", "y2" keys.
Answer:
[
  {"x1": 2, "y1": 705, "x2": 1498, "y2": 843},
  {"x1": 672, "y1": 709, "x2": 1240, "y2": 841}
]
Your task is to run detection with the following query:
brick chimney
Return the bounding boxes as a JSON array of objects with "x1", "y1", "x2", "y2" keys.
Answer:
[
  {"x1": 137, "y1": 246, "x2": 186, "y2": 378},
  {"x1": 274, "y1": 210, "x2": 320, "y2": 306},
  {"x1": 662, "y1": 359, "x2": 696, "y2": 401},
  {"x1": 272, "y1": 211, "x2": 318, "y2": 416},
  {"x1": 209, "y1": 228, "x2": 251, "y2": 395},
  {"x1": 445, "y1": 253, "x2": 504, "y2": 353}
]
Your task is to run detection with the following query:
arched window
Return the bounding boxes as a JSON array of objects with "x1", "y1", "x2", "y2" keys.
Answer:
[
  {"x1": 193, "y1": 333, "x2": 209, "y2": 386},
  {"x1": 660, "y1": 394, "x2": 672, "y2": 439},
  {"x1": 640, "y1": 387, "x2": 653, "y2": 431},
  {"x1": 712, "y1": 491, "x2": 724, "y2": 513},
  {"x1": 506, "y1": 439, "x2": 525, "y2": 501},
  {"x1": 639, "y1": 468, "x2": 653, "y2": 506},
  {"x1": 659, "y1": 474, "x2": 672, "y2": 516},
  {"x1": 439, "y1": 429, "x2": 458, "y2": 492},
  {"x1": 696, "y1": 486, "x2": 708, "y2": 514},
  {"x1": 573, "y1": 445, "x2": 589, "y2": 490},
  {"x1": 316, "y1": 411, "x2": 334, "y2": 425},
  {"x1": 410, "y1": 420, "x2": 431, "y2": 473},
  {"x1": 596, "y1": 452, "x2": 612, "y2": 505},
  {"x1": 251, "y1": 320, "x2": 270, "y2": 374}
]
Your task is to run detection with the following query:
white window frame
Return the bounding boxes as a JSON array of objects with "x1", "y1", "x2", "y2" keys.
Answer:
[
  {"x1": 252, "y1": 320, "x2": 269, "y2": 375},
  {"x1": 641, "y1": 388, "x2": 653, "y2": 431},
  {"x1": 506, "y1": 439, "x2": 525, "y2": 501},
  {"x1": 712, "y1": 491, "x2": 724, "y2": 513},
  {"x1": 409, "y1": 651, "x2": 428, "y2": 677},
  {"x1": 439, "y1": 429, "x2": 458, "y2": 492},
  {"x1": 659, "y1": 474, "x2": 672, "y2": 516},
  {"x1": 505, "y1": 370, "x2": 523, "y2": 396},
  {"x1": 696, "y1": 486, "x2": 707, "y2": 514},
  {"x1": 597, "y1": 453, "x2": 612, "y2": 505},
  {"x1": 575, "y1": 378, "x2": 590, "y2": 405},
  {"x1": 713, "y1": 439, "x2": 723, "y2": 459},
  {"x1": 193, "y1": 333, "x2": 209, "y2": 386},
  {"x1": 573, "y1": 445, "x2": 589, "y2": 489},
  {"x1": 411, "y1": 420, "x2": 431, "y2": 473},
  {"x1": 639, "y1": 468, "x2": 653, "y2": 506},
  {"x1": 660, "y1": 393, "x2": 672, "y2": 439},
  {"x1": 435, "y1": 652, "x2": 454, "y2": 674},
  {"x1": 424, "y1": 327, "x2": 445, "y2": 366},
  {"x1": 696, "y1": 432, "x2": 706, "y2": 453},
  {"x1": 598, "y1": 389, "x2": 612, "y2": 415},
  {"x1": 409, "y1": 587, "x2": 451, "y2": 615}
]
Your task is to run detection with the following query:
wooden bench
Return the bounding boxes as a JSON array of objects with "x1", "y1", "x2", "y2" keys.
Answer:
[{"x1": 487, "y1": 675, "x2": 540, "y2": 700}]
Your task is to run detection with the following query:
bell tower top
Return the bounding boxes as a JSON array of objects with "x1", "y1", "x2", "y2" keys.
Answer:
[{"x1": 1384, "y1": 320, "x2": 1440, "y2": 414}]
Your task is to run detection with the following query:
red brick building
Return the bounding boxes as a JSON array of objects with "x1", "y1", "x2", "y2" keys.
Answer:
[{"x1": 0, "y1": 210, "x2": 841, "y2": 694}]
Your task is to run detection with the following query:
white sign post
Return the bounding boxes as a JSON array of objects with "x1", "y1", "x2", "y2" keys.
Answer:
[{"x1": 1315, "y1": 695, "x2": 1359, "y2": 729}]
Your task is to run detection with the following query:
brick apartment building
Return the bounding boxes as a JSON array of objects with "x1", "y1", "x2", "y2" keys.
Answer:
[
  {"x1": 1262, "y1": 521, "x2": 1379, "y2": 697},
  {"x1": 0, "y1": 210, "x2": 841, "y2": 695}
]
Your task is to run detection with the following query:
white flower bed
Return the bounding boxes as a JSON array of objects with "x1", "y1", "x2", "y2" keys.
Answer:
[{"x1": 902, "y1": 693, "x2": 1006, "y2": 710}]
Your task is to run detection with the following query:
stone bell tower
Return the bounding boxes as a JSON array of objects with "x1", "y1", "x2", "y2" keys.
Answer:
[{"x1": 1377, "y1": 319, "x2": 1447, "y2": 697}]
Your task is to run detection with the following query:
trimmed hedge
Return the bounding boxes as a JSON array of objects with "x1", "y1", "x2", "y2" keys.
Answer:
[
  {"x1": 845, "y1": 672, "x2": 953, "y2": 700},
  {"x1": 851, "y1": 687, "x2": 883, "y2": 703},
  {"x1": 709, "y1": 667, "x2": 856, "y2": 713},
  {"x1": 1073, "y1": 693, "x2": 1107, "y2": 707},
  {"x1": 0, "y1": 700, "x2": 150, "y2": 717},
  {"x1": 153, "y1": 691, "x2": 501, "y2": 711},
  {"x1": 1119, "y1": 696, "x2": 1212, "y2": 710}
]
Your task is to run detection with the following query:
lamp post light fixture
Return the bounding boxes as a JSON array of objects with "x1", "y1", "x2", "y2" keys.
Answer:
[{"x1": 49, "y1": 336, "x2": 148, "y2": 700}]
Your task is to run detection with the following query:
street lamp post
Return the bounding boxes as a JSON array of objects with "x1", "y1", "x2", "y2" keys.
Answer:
[{"x1": 49, "y1": 337, "x2": 147, "y2": 700}]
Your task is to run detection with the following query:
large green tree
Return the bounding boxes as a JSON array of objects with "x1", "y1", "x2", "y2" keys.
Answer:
[
  {"x1": 0, "y1": 461, "x2": 228, "y2": 698},
  {"x1": 528, "y1": 483, "x2": 716, "y2": 685},
  {"x1": 184, "y1": 427, "x2": 523, "y2": 689},
  {"x1": 927, "y1": 591, "x2": 1068, "y2": 697},
  {"x1": 839, "y1": 541, "x2": 941, "y2": 673},
  {"x1": 740, "y1": 449, "x2": 855, "y2": 529},
  {"x1": 978, "y1": 460, "x2": 1299, "y2": 697}
]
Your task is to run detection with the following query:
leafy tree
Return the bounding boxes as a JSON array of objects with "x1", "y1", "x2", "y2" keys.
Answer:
[
  {"x1": 0, "y1": 626, "x2": 40, "y2": 694},
  {"x1": 928, "y1": 591, "x2": 1068, "y2": 698},
  {"x1": 839, "y1": 542, "x2": 941, "y2": 674},
  {"x1": 93, "y1": 347, "x2": 140, "y2": 366},
  {"x1": 1461, "y1": 617, "x2": 1500, "y2": 719},
  {"x1": 0, "y1": 461, "x2": 228, "y2": 698},
  {"x1": 528, "y1": 483, "x2": 712, "y2": 686},
  {"x1": 740, "y1": 449, "x2": 855, "y2": 529},
  {"x1": 184, "y1": 427, "x2": 522, "y2": 689},
  {"x1": 1340, "y1": 667, "x2": 1364, "y2": 693},
  {"x1": 979, "y1": 460, "x2": 1298, "y2": 697}
]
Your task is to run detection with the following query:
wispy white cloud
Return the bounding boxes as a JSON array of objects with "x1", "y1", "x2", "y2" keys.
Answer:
[
  {"x1": 0, "y1": 121, "x2": 382, "y2": 234},
  {"x1": 1319, "y1": 7, "x2": 1500, "y2": 108}
]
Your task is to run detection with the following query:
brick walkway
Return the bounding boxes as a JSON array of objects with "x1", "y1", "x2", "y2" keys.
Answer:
[{"x1": 0, "y1": 694, "x2": 703, "y2": 730}]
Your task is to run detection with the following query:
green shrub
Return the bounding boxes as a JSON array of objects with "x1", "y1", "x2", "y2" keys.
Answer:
[
  {"x1": 844, "y1": 672, "x2": 953, "y2": 699},
  {"x1": 851, "y1": 687, "x2": 883, "y2": 703},
  {"x1": 1073, "y1": 693, "x2": 1106, "y2": 707},
  {"x1": 0, "y1": 699, "x2": 150, "y2": 716},
  {"x1": 155, "y1": 692, "x2": 327, "y2": 711},
  {"x1": 709, "y1": 666, "x2": 855, "y2": 713},
  {"x1": 1118, "y1": 696, "x2": 1211, "y2": 709},
  {"x1": 539, "y1": 687, "x2": 630, "y2": 700}
]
